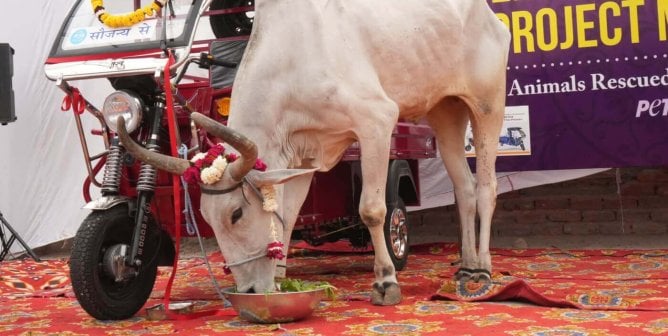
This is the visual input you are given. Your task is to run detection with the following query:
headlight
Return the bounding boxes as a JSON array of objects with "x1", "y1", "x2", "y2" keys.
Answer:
[{"x1": 102, "y1": 90, "x2": 143, "y2": 133}]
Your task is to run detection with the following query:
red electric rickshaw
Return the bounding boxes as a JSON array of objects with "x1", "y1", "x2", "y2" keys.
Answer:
[{"x1": 44, "y1": 0, "x2": 436, "y2": 320}]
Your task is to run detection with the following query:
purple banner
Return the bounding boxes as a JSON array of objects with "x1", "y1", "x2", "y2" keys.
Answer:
[{"x1": 485, "y1": 0, "x2": 668, "y2": 171}]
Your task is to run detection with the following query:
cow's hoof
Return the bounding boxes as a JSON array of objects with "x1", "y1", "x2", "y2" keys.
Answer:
[
  {"x1": 472, "y1": 269, "x2": 492, "y2": 283},
  {"x1": 371, "y1": 282, "x2": 402, "y2": 306},
  {"x1": 454, "y1": 267, "x2": 474, "y2": 282}
]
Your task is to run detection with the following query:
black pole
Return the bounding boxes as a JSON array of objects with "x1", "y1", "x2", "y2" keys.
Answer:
[{"x1": 0, "y1": 211, "x2": 40, "y2": 262}]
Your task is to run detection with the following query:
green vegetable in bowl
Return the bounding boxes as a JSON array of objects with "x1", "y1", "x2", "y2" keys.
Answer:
[{"x1": 277, "y1": 278, "x2": 337, "y2": 299}]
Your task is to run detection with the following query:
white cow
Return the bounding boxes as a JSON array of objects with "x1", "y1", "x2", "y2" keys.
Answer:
[{"x1": 119, "y1": 0, "x2": 510, "y2": 305}]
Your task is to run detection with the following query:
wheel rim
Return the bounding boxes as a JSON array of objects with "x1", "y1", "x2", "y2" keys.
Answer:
[
  {"x1": 389, "y1": 207, "x2": 407, "y2": 259},
  {"x1": 97, "y1": 226, "x2": 140, "y2": 300}
]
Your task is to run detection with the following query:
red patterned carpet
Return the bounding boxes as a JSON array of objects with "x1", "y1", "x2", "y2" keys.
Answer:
[{"x1": 1, "y1": 243, "x2": 668, "y2": 335}]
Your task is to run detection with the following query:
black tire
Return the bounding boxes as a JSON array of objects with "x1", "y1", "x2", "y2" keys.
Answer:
[
  {"x1": 69, "y1": 205, "x2": 160, "y2": 320},
  {"x1": 384, "y1": 198, "x2": 409, "y2": 271},
  {"x1": 465, "y1": 144, "x2": 472, "y2": 151},
  {"x1": 209, "y1": 0, "x2": 255, "y2": 38}
]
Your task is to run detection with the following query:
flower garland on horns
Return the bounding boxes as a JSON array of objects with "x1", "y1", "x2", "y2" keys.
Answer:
[
  {"x1": 185, "y1": 144, "x2": 283, "y2": 274},
  {"x1": 90, "y1": 0, "x2": 166, "y2": 28}
]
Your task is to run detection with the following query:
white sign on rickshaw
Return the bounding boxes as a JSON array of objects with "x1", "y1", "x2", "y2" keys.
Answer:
[{"x1": 62, "y1": 18, "x2": 186, "y2": 51}]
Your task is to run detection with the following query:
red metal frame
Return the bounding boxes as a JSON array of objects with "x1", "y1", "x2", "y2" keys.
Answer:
[
  {"x1": 80, "y1": 69, "x2": 435, "y2": 241},
  {"x1": 74, "y1": 4, "x2": 436, "y2": 240}
]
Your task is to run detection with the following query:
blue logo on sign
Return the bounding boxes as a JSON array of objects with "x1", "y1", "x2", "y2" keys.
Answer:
[{"x1": 70, "y1": 29, "x2": 87, "y2": 45}]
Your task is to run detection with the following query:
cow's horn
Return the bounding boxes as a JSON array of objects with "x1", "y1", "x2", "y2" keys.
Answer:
[
  {"x1": 191, "y1": 112, "x2": 258, "y2": 181},
  {"x1": 116, "y1": 117, "x2": 190, "y2": 175}
]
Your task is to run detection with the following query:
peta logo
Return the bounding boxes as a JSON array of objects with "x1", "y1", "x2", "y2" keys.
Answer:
[{"x1": 636, "y1": 99, "x2": 668, "y2": 118}]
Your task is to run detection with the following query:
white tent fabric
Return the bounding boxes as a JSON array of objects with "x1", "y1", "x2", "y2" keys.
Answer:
[
  {"x1": 409, "y1": 156, "x2": 606, "y2": 211},
  {"x1": 0, "y1": 0, "x2": 604, "y2": 254},
  {"x1": 0, "y1": 0, "x2": 111, "y2": 253}
]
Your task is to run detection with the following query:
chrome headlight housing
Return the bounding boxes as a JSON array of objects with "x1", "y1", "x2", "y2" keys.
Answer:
[{"x1": 102, "y1": 90, "x2": 143, "y2": 133}]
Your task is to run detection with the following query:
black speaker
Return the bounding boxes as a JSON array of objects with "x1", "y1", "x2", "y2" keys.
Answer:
[{"x1": 0, "y1": 43, "x2": 16, "y2": 125}]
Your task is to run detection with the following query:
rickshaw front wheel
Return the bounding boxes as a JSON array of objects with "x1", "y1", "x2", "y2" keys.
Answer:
[{"x1": 69, "y1": 204, "x2": 160, "y2": 320}]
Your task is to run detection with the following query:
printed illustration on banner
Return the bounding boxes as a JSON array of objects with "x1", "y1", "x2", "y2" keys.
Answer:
[{"x1": 465, "y1": 105, "x2": 531, "y2": 157}]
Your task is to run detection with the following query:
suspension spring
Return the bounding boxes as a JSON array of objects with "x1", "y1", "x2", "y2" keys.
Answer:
[
  {"x1": 136, "y1": 142, "x2": 160, "y2": 192},
  {"x1": 101, "y1": 140, "x2": 123, "y2": 195}
]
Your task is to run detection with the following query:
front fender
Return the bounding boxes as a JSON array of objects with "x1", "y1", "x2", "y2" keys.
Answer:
[
  {"x1": 83, "y1": 196, "x2": 132, "y2": 211},
  {"x1": 83, "y1": 197, "x2": 175, "y2": 266}
]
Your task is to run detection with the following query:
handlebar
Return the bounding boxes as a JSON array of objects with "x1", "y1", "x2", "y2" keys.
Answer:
[{"x1": 197, "y1": 53, "x2": 237, "y2": 69}]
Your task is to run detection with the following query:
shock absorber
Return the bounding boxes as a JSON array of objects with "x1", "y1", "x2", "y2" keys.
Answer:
[
  {"x1": 101, "y1": 137, "x2": 123, "y2": 195},
  {"x1": 128, "y1": 96, "x2": 165, "y2": 266},
  {"x1": 136, "y1": 142, "x2": 160, "y2": 192}
]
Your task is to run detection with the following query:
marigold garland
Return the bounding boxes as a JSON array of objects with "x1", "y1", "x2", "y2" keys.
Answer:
[
  {"x1": 91, "y1": 0, "x2": 166, "y2": 28},
  {"x1": 184, "y1": 143, "x2": 234, "y2": 185},
  {"x1": 185, "y1": 143, "x2": 284, "y2": 273}
]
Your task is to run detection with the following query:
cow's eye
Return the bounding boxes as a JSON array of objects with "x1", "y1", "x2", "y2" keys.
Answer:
[{"x1": 231, "y1": 208, "x2": 243, "y2": 224}]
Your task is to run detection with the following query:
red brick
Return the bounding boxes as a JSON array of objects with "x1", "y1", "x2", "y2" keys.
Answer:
[
  {"x1": 620, "y1": 182, "x2": 656, "y2": 195},
  {"x1": 651, "y1": 210, "x2": 668, "y2": 223},
  {"x1": 563, "y1": 222, "x2": 599, "y2": 235},
  {"x1": 601, "y1": 196, "x2": 620, "y2": 209},
  {"x1": 603, "y1": 196, "x2": 638, "y2": 209},
  {"x1": 622, "y1": 197, "x2": 640, "y2": 209},
  {"x1": 561, "y1": 180, "x2": 617, "y2": 193},
  {"x1": 494, "y1": 223, "x2": 533, "y2": 237},
  {"x1": 598, "y1": 221, "x2": 631, "y2": 235},
  {"x1": 407, "y1": 213, "x2": 424, "y2": 226},
  {"x1": 582, "y1": 210, "x2": 616, "y2": 222},
  {"x1": 570, "y1": 197, "x2": 604, "y2": 210},
  {"x1": 561, "y1": 180, "x2": 589, "y2": 188},
  {"x1": 622, "y1": 210, "x2": 651, "y2": 222},
  {"x1": 547, "y1": 210, "x2": 582, "y2": 222},
  {"x1": 514, "y1": 210, "x2": 547, "y2": 224},
  {"x1": 531, "y1": 222, "x2": 564, "y2": 235},
  {"x1": 493, "y1": 211, "x2": 517, "y2": 225},
  {"x1": 588, "y1": 171, "x2": 616, "y2": 180},
  {"x1": 535, "y1": 198, "x2": 569, "y2": 210},
  {"x1": 638, "y1": 197, "x2": 668, "y2": 209},
  {"x1": 629, "y1": 222, "x2": 667, "y2": 234},
  {"x1": 658, "y1": 185, "x2": 668, "y2": 196},
  {"x1": 521, "y1": 186, "x2": 580, "y2": 197},
  {"x1": 412, "y1": 222, "x2": 459, "y2": 238},
  {"x1": 619, "y1": 167, "x2": 644, "y2": 180},
  {"x1": 585, "y1": 178, "x2": 615, "y2": 186},
  {"x1": 637, "y1": 169, "x2": 668, "y2": 182},
  {"x1": 492, "y1": 214, "x2": 515, "y2": 223},
  {"x1": 422, "y1": 211, "x2": 457, "y2": 226},
  {"x1": 502, "y1": 199, "x2": 534, "y2": 211},
  {"x1": 497, "y1": 191, "x2": 522, "y2": 200},
  {"x1": 410, "y1": 168, "x2": 668, "y2": 241}
]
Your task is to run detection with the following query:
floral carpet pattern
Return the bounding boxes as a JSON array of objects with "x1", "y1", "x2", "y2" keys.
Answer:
[{"x1": 1, "y1": 243, "x2": 668, "y2": 335}]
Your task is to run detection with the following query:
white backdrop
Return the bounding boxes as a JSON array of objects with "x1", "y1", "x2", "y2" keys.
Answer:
[
  {"x1": 0, "y1": 0, "x2": 112, "y2": 253},
  {"x1": 0, "y1": 0, "x2": 604, "y2": 254}
]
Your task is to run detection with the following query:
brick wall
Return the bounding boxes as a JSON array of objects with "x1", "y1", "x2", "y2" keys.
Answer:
[{"x1": 409, "y1": 168, "x2": 668, "y2": 242}]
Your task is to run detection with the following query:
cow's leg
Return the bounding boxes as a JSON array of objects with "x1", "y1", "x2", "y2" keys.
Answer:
[
  {"x1": 462, "y1": 18, "x2": 509, "y2": 281},
  {"x1": 355, "y1": 112, "x2": 401, "y2": 306},
  {"x1": 427, "y1": 97, "x2": 479, "y2": 281},
  {"x1": 469, "y1": 98, "x2": 504, "y2": 282}
]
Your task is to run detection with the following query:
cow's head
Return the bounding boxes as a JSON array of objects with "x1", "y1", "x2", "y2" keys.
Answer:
[{"x1": 117, "y1": 112, "x2": 312, "y2": 293}]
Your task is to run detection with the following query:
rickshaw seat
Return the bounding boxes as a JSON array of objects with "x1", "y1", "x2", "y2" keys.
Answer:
[{"x1": 210, "y1": 40, "x2": 248, "y2": 89}]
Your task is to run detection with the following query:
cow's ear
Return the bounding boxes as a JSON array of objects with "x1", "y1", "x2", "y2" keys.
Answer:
[{"x1": 248, "y1": 168, "x2": 318, "y2": 187}]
